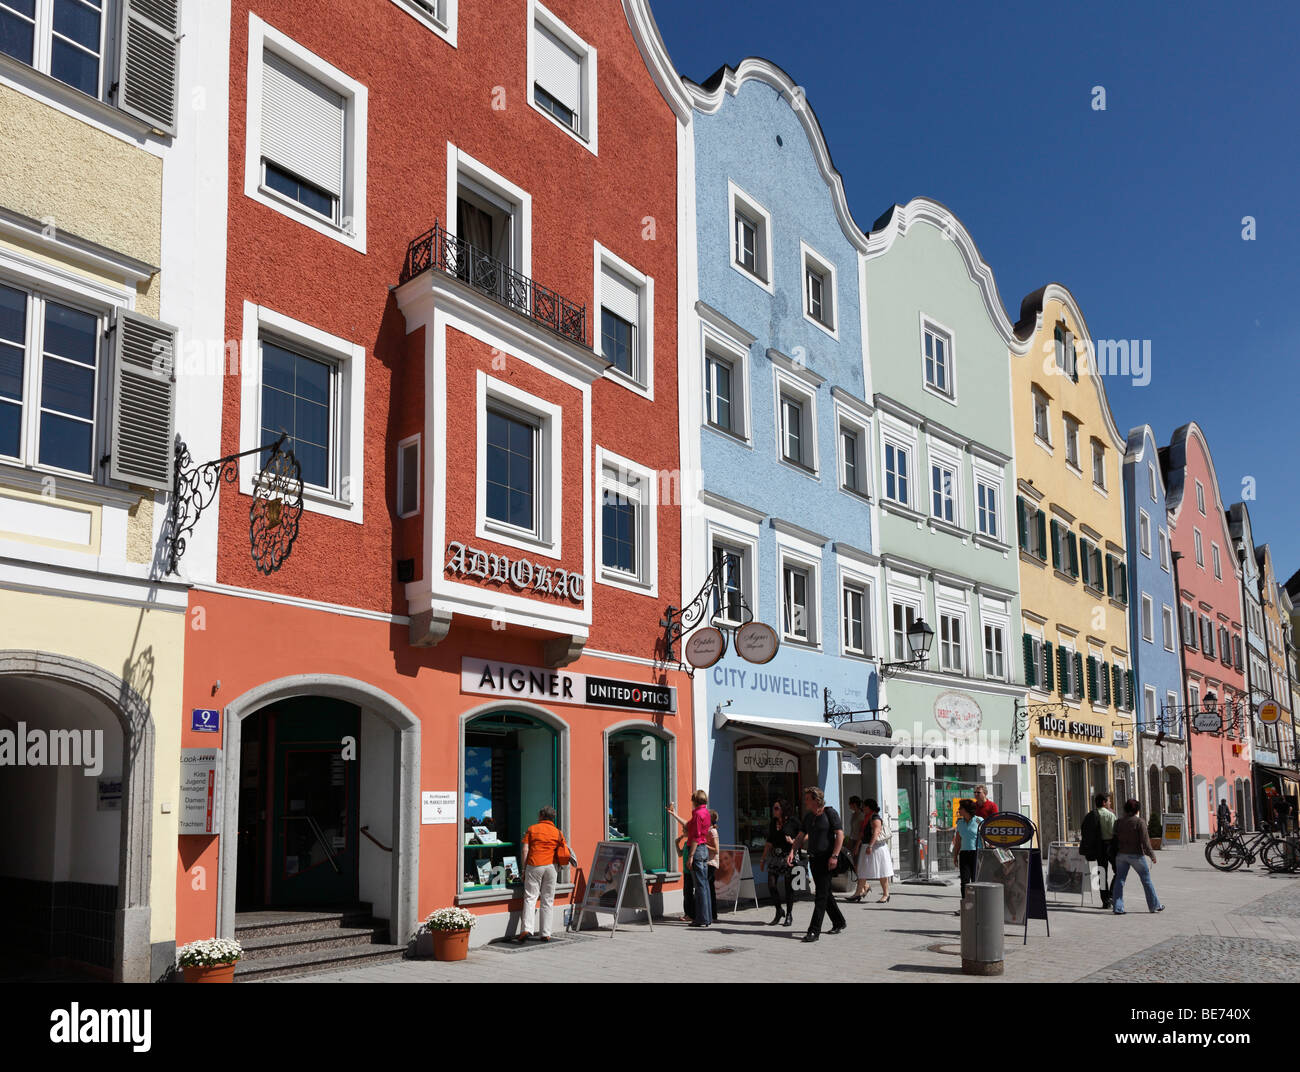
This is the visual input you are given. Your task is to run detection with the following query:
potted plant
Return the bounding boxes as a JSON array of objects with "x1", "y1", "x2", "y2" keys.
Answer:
[
  {"x1": 1148, "y1": 813, "x2": 1163, "y2": 851},
  {"x1": 176, "y1": 938, "x2": 243, "y2": 983},
  {"x1": 420, "y1": 907, "x2": 476, "y2": 961}
]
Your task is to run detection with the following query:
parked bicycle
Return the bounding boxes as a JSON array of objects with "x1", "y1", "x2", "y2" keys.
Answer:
[
  {"x1": 1262, "y1": 832, "x2": 1300, "y2": 874},
  {"x1": 1205, "y1": 822, "x2": 1292, "y2": 872}
]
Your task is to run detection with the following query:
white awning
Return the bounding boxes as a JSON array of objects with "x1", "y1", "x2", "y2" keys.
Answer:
[
  {"x1": 1033, "y1": 739, "x2": 1117, "y2": 757},
  {"x1": 716, "y1": 710, "x2": 893, "y2": 750}
]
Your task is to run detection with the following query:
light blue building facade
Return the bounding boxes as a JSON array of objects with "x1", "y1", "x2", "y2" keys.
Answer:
[
  {"x1": 680, "y1": 61, "x2": 884, "y2": 873},
  {"x1": 1123, "y1": 425, "x2": 1188, "y2": 823}
]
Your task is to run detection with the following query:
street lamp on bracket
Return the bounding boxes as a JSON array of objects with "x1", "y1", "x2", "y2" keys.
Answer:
[{"x1": 879, "y1": 618, "x2": 936, "y2": 678}]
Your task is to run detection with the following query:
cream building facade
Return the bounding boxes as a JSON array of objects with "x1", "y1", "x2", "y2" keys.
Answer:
[{"x1": 1011, "y1": 286, "x2": 1137, "y2": 844}]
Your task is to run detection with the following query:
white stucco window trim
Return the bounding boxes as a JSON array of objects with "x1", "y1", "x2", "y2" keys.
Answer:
[
  {"x1": 594, "y1": 445, "x2": 657, "y2": 596},
  {"x1": 775, "y1": 537, "x2": 822, "y2": 650},
  {"x1": 239, "y1": 301, "x2": 365, "y2": 523},
  {"x1": 773, "y1": 366, "x2": 819, "y2": 478},
  {"x1": 834, "y1": 400, "x2": 872, "y2": 499},
  {"x1": 446, "y1": 144, "x2": 533, "y2": 280},
  {"x1": 836, "y1": 556, "x2": 878, "y2": 660},
  {"x1": 919, "y1": 311, "x2": 957, "y2": 406},
  {"x1": 592, "y1": 241, "x2": 653, "y2": 399},
  {"x1": 389, "y1": 0, "x2": 457, "y2": 46},
  {"x1": 396, "y1": 432, "x2": 421, "y2": 519},
  {"x1": 244, "y1": 14, "x2": 368, "y2": 253},
  {"x1": 926, "y1": 435, "x2": 964, "y2": 529},
  {"x1": 475, "y1": 370, "x2": 563, "y2": 560},
  {"x1": 701, "y1": 319, "x2": 751, "y2": 444},
  {"x1": 727, "y1": 179, "x2": 774, "y2": 293},
  {"x1": 706, "y1": 518, "x2": 759, "y2": 627},
  {"x1": 978, "y1": 601, "x2": 1011, "y2": 682},
  {"x1": 527, "y1": 0, "x2": 598, "y2": 154},
  {"x1": 800, "y1": 239, "x2": 839, "y2": 339},
  {"x1": 879, "y1": 415, "x2": 918, "y2": 512}
]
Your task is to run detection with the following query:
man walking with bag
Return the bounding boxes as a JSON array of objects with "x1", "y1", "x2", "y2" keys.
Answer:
[{"x1": 788, "y1": 787, "x2": 847, "y2": 942}]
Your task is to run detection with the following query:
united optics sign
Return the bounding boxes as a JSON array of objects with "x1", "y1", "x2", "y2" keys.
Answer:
[{"x1": 461, "y1": 658, "x2": 675, "y2": 713}]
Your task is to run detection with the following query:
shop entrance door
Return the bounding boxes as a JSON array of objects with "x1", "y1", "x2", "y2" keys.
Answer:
[
  {"x1": 928, "y1": 768, "x2": 989, "y2": 877},
  {"x1": 896, "y1": 764, "x2": 924, "y2": 879},
  {"x1": 237, "y1": 698, "x2": 360, "y2": 910}
]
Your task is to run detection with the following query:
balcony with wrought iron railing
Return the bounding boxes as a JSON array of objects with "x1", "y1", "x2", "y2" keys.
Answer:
[{"x1": 400, "y1": 222, "x2": 588, "y2": 348}]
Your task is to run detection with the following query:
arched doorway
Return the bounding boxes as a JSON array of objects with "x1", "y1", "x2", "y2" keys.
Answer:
[
  {"x1": 1193, "y1": 775, "x2": 1209, "y2": 835},
  {"x1": 219, "y1": 677, "x2": 419, "y2": 946},
  {"x1": 605, "y1": 724, "x2": 674, "y2": 874},
  {"x1": 0, "y1": 652, "x2": 153, "y2": 982}
]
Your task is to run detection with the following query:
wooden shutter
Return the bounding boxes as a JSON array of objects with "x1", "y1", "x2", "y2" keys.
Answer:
[
  {"x1": 1067, "y1": 532, "x2": 1079, "y2": 578},
  {"x1": 109, "y1": 309, "x2": 177, "y2": 491},
  {"x1": 117, "y1": 0, "x2": 180, "y2": 134},
  {"x1": 1079, "y1": 541, "x2": 1090, "y2": 587},
  {"x1": 1099, "y1": 661, "x2": 1111, "y2": 706},
  {"x1": 1111, "y1": 664, "x2": 1122, "y2": 709},
  {"x1": 1043, "y1": 641, "x2": 1054, "y2": 692},
  {"x1": 1050, "y1": 520, "x2": 1062, "y2": 569},
  {"x1": 1035, "y1": 509, "x2": 1047, "y2": 561},
  {"x1": 534, "y1": 23, "x2": 582, "y2": 115},
  {"x1": 1057, "y1": 646, "x2": 1068, "y2": 697},
  {"x1": 1023, "y1": 633, "x2": 1036, "y2": 687},
  {"x1": 1086, "y1": 656, "x2": 1097, "y2": 702},
  {"x1": 1016, "y1": 496, "x2": 1028, "y2": 550},
  {"x1": 1073, "y1": 652, "x2": 1083, "y2": 700},
  {"x1": 1126, "y1": 669, "x2": 1135, "y2": 711},
  {"x1": 262, "y1": 52, "x2": 346, "y2": 198}
]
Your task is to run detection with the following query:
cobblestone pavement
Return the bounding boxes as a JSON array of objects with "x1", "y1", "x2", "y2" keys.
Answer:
[{"x1": 272, "y1": 846, "x2": 1300, "y2": 983}]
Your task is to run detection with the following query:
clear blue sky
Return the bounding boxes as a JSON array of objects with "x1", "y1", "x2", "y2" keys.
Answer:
[{"x1": 655, "y1": 0, "x2": 1300, "y2": 586}]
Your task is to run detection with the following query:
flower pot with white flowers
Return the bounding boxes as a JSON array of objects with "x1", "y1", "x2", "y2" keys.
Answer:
[
  {"x1": 420, "y1": 907, "x2": 476, "y2": 961},
  {"x1": 177, "y1": 938, "x2": 243, "y2": 983}
]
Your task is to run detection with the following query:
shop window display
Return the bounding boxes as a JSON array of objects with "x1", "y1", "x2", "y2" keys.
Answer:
[
  {"x1": 735, "y1": 745, "x2": 801, "y2": 860},
  {"x1": 607, "y1": 729, "x2": 670, "y2": 872},
  {"x1": 462, "y1": 713, "x2": 559, "y2": 892}
]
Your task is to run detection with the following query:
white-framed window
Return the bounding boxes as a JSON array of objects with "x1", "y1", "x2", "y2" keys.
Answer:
[
  {"x1": 1, "y1": 0, "x2": 107, "y2": 97},
  {"x1": 448, "y1": 144, "x2": 532, "y2": 285},
  {"x1": 939, "y1": 611, "x2": 965, "y2": 673},
  {"x1": 976, "y1": 479, "x2": 1000, "y2": 539},
  {"x1": 931, "y1": 460, "x2": 956, "y2": 524},
  {"x1": 801, "y1": 241, "x2": 837, "y2": 335},
  {"x1": 1162, "y1": 604, "x2": 1175, "y2": 652},
  {"x1": 1138, "y1": 511, "x2": 1151, "y2": 557},
  {"x1": 1194, "y1": 528, "x2": 1204, "y2": 568},
  {"x1": 1032, "y1": 386, "x2": 1051, "y2": 445},
  {"x1": 389, "y1": 0, "x2": 457, "y2": 44},
  {"x1": 1195, "y1": 479, "x2": 1206, "y2": 515},
  {"x1": 921, "y1": 317, "x2": 954, "y2": 399},
  {"x1": 728, "y1": 181, "x2": 773, "y2": 290},
  {"x1": 1188, "y1": 682, "x2": 1200, "y2": 712},
  {"x1": 396, "y1": 433, "x2": 420, "y2": 518},
  {"x1": 780, "y1": 551, "x2": 818, "y2": 646},
  {"x1": 1148, "y1": 462, "x2": 1157, "y2": 501},
  {"x1": 1064, "y1": 415, "x2": 1080, "y2": 469},
  {"x1": 0, "y1": 276, "x2": 106, "y2": 479},
  {"x1": 244, "y1": 16, "x2": 368, "y2": 252},
  {"x1": 710, "y1": 535, "x2": 753, "y2": 626},
  {"x1": 594, "y1": 243, "x2": 653, "y2": 396},
  {"x1": 775, "y1": 371, "x2": 817, "y2": 473},
  {"x1": 891, "y1": 598, "x2": 920, "y2": 662},
  {"x1": 1053, "y1": 324, "x2": 1075, "y2": 377},
  {"x1": 1141, "y1": 594, "x2": 1154, "y2": 642},
  {"x1": 701, "y1": 322, "x2": 749, "y2": 441},
  {"x1": 983, "y1": 622, "x2": 1006, "y2": 680},
  {"x1": 596, "y1": 448, "x2": 656, "y2": 593},
  {"x1": 837, "y1": 407, "x2": 870, "y2": 498},
  {"x1": 883, "y1": 437, "x2": 911, "y2": 507},
  {"x1": 1060, "y1": 641, "x2": 1081, "y2": 701},
  {"x1": 1091, "y1": 438, "x2": 1106, "y2": 490},
  {"x1": 841, "y1": 578, "x2": 872, "y2": 657},
  {"x1": 1144, "y1": 686, "x2": 1157, "y2": 729},
  {"x1": 240, "y1": 302, "x2": 365, "y2": 523},
  {"x1": 528, "y1": 0, "x2": 597, "y2": 150},
  {"x1": 1212, "y1": 542, "x2": 1222, "y2": 580},
  {"x1": 475, "y1": 372, "x2": 561, "y2": 557},
  {"x1": 1166, "y1": 690, "x2": 1179, "y2": 732},
  {"x1": 1159, "y1": 528, "x2": 1170, "y2": 572}
]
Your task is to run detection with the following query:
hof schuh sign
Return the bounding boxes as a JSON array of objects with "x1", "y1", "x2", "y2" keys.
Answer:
[{"x1": 461, "y1": 658, "x2": 675, "y2": 713}]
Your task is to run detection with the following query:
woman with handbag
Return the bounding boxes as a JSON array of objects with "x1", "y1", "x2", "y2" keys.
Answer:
[
  {"x1": 760, "y1": 799, "x2": 800, "y2": 926},
  {"x1": 858, "y1": 798, "x2": 893, "y2": 903},
  {"x1": 518, "y1": 805, "x2": 570, "y2": 942},
  {"x1": 667, "y1": 790, "x2": 715, "y2": 927}
]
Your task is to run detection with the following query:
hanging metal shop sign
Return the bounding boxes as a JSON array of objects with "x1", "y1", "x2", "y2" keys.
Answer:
[
  {"x1": 684, "y1": 626, "x2": 726, "y2": 669},
  {"x1": 1259, "y1": 700, "x2": 1281, "y2": 725},
  {"x1": 980, "y1": 812, "x2": 1035, "y2": 848},
  {"x1": 1192, "y1": 711, "x2": 1223, "y2": 733},
  {"x1": 734, "y1": 621, "x2": 779, "y2": 664},
  {"x1": 445, "y1": 541, "x2": 584, "y2": 603}
]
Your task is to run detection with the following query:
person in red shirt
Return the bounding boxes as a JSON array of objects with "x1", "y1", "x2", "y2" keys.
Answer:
[
  {"x1": 667, "y1": 790, "x2": 716, "y2": 927},
  {"x1": 972, "y1": 785, "x2": 1000, "y2": 822}
]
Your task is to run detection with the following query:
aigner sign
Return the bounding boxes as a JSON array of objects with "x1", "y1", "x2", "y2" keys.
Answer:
[{"x1": 461, "y1": 658, "x2": 675, "y2": 713}]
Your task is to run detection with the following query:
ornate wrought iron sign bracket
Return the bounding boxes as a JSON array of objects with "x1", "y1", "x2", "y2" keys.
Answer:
[
  {"x1": 822, "y1": 688, "x2": 891, "y2": 731},
  {"x1": 659, "y1": 559, "x2": 755, "y2": 675},
  {"x1": 167, "y1": 434, "x2": 304, "y2": 576}
]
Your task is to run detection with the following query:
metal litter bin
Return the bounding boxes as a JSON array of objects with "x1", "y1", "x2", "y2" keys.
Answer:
[{"x1": 960, "y1": 881, "x2": 1004, "y2": 976}]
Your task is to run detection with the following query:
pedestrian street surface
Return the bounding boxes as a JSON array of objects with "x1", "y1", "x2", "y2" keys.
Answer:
[{"x1": 276, "y1": 846, "x2": 1300, "y2": 983}]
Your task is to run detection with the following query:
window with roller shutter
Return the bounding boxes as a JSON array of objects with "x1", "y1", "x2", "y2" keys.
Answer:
[
  {"x1": 530, "y1": 3, "x2": 595, "y2": 147},
  {"x1": 261, "y1": 53, "x2": 345, "y2": 224},
  {"x1": 598, "y1": 262, "x2": 645, "y2": 386}
]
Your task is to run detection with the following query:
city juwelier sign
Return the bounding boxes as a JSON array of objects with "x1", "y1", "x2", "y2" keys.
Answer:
[{"x1": 461, "y1": 658, "x2": 676, "y2": 713}]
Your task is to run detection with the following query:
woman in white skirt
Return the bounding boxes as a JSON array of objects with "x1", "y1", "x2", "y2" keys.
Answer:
[{"x1": 857, "y1": 797, "x2": 893, "y2": 903}]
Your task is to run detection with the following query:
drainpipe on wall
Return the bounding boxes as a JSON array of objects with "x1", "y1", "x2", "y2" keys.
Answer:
[
  {"x1": 1238, "y1": 547, "x2": 1259, "y2": 828},
  {"x1": 1172, "y1": 550, "x2": 1197, "y2": 838}
]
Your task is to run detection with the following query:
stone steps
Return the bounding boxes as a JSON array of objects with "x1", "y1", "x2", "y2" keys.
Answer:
[{"x1": 234, "y1": 906, "x2": 404, "y2": 981}]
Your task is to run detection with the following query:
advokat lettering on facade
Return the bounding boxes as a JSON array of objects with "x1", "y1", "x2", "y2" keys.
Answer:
[{"x1": 445, "y1": 541, "x2": 584, "y2": 603}]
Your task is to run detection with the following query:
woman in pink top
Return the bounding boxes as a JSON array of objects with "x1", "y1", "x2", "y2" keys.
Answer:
[{"x1": 667, "y1": 790, "x2": 715, "y2": 927}]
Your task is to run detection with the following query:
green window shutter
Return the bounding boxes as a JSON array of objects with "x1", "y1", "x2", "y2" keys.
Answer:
[
  {"x1": 1111, "y1": 664, "x2": 1121, "y2": 708},
  {"x1": 1050, "y1": 520, "x2": 1062, "y2": 569},
  {"x1": 1043, "y1": 641, "x2": 1055, "y2": 692},
  {"x1": 1079, "y1": 542, "x2": 1090, "y2": 587},
  {"x1": 1126, "y1": 669, "x2": 1135, "y2": 711},
  {"x1": 1017, "y1": 497, "x2": 1028, "y2": 550},
  {"x1": 1099, "y1": 661, "x2": 1111, "y2": 706},
  {"x1": 1105, "y1": 554, "x2": 1114, "y2": 596},
  {"x1": 1067, "y1": 533, "x2": 1079, "y2": 578},
  {"x1": 1085, "y1": 656, "x2": 1096, "y2": 702},
  {"x1": 1119, "y1": 562, "x2": 1128, "y2": 605},
  {"x1": 1057, "y1": 646, "x2": 1068, "y2": 697},
  {"x1": 117, "y1": 0, "x2": 181, "y2": 135},
  {"x1": 1023, "y1": 633, "x2": 1036, "y2": 687},
  {"x1": 1073, "y1": 652, "x2": 1083, "y2": 699},
  {"x1": 1035, "y1": 510, "x2": 1047, "y2": 562}
]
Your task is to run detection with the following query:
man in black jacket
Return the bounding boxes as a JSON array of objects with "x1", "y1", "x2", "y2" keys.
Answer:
[
  {"x1": 788, "y1": 786, "x2": 847, "y2": 942},
  {"x1": 1080, "y1": 794, "x2": 1117, "y2": 908}
]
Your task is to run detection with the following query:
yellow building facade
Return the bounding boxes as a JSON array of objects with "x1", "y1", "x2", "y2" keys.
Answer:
[
  {"x1": 0, "y1": 28, "x2": 186, "y2": 983},
  {"x1": 1011, "y1": 286, "x2": 1137, "y2": 844}
]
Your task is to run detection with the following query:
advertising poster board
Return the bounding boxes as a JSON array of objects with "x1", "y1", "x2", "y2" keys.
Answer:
[
  {"x1": 977, "y1": 813, "x2": 1049, "y2": 943},
  {"x1": 178, "y1": 748, "x2": 222, "y2": 834},
  {"x1": 570, "y1": 841, "x2": 653, "y2": 936},
  {"x1": 1046, "y1": 842, "x2": 1092, "y2": 896},
  {"x1": 976, "y1": 848, "x2": 1029, "y2": 924},
  {"x1": 1162, "y1": 815, "x2": 1185, "y2": 846},
  {"x1": 714, "y1": 845, "x2": 759, "y2": 911}
]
